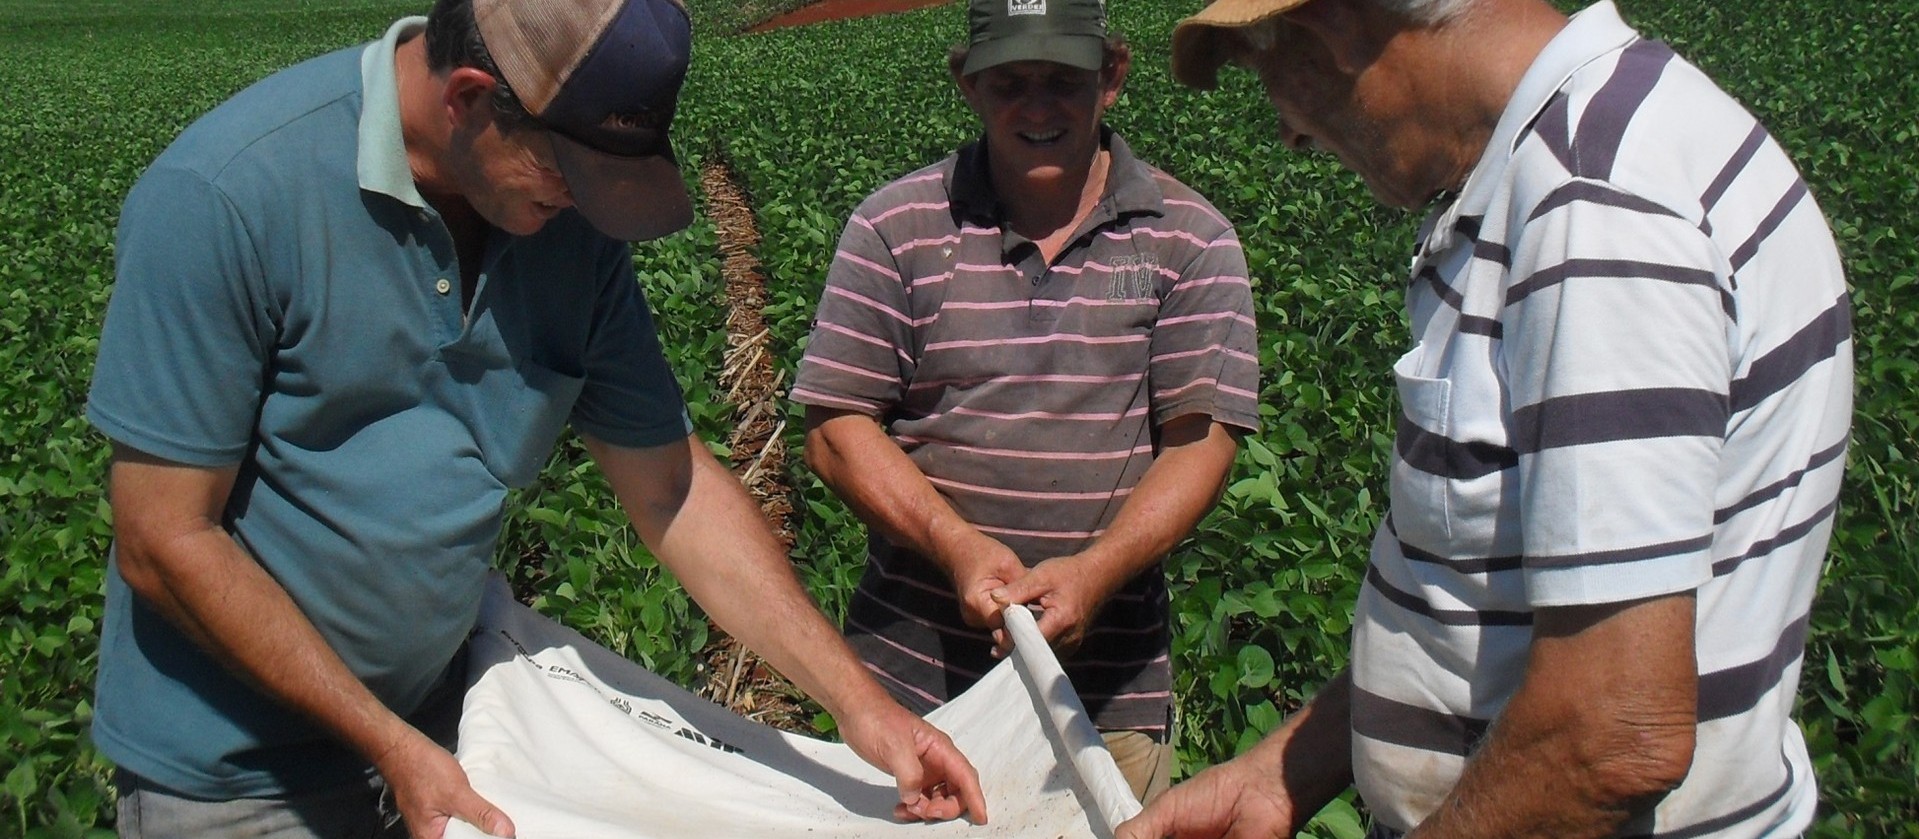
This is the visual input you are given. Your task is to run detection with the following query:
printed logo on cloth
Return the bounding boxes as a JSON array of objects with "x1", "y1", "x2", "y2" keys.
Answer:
[
  {"x1": 677, "y1": 727, "x2": 744, "y2": 755},
  {"x1": 508, "y1": 628, "x2": 751, "y2": 757},
  {"x1": 494, "y1": 628, "x2": 536, "y2": 662},
  {"x1": 1008, "y1": 0, "x2": 1046, "y2": 16},
  {"x1": 1106, "y1": 254, "x2": 1160, "y2": 300}
]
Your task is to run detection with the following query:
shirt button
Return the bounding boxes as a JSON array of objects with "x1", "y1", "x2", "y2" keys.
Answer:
[{"x1": 435, "y1": 278, "x2": 452, "y2": 295}]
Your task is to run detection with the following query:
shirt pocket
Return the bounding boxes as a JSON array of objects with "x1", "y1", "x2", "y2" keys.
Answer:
[
  {"x1": 479, "y1": 360, "x2": 585, "y2": 488},
  {"x1": 1390, "y1": 344, "x2": 1455, "y2": 545}
]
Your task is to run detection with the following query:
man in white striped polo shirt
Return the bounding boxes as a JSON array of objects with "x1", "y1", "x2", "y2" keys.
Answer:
[
  {"x1": 1121, "y1": 0, "x2": 1852, "y2": 837},
  {"x1": 793, "y1": 0, "x2": 1260, "y2": 805}
]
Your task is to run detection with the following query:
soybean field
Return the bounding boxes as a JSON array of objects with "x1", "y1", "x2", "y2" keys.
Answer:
[{"x1": 1, "y1": 0, "x2": 1913, "y2": 835}]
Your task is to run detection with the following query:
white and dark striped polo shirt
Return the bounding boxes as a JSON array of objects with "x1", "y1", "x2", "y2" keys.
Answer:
[
  {"x1": 794, "y1": 130, "x2": 1260, "y2": 734},
  {"x1": 1350, "y1": 4, "x2": 1851, "y2": 836}
]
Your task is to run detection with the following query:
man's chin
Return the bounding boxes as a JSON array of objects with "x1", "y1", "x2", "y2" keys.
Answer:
[
  {"x1": 494, "y1": 213, "x2": 552, "y2": 238},
  {"x1": 1008, "y1": 162, "x2": 1083, "y2": 187},
  {"x1": 1359, "y1": 176, "x2": 1426, "y2": 211}
]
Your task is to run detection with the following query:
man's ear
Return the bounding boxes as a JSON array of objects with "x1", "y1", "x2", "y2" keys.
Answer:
[
  {"x1": 441, "y1": 66, "x2": 500, "y2": 130},
  {"x1": 1099, "y1": 48, "x2": 1131, "y2": 109},
  {"x1": 1285, "y1": 0, "x2": 1380, "y2": 76},
  {"x1": 950, "y1": 55, "x2": 984, "y2": 115}
]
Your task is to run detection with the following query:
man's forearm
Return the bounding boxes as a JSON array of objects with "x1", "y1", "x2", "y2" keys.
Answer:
[
  {"x1": 595, "y1": 434, "x2": 897, "y2": 716},
  {"x1": 1066, "y1": 415, "x2": 1239, "y2": 592},
  {"x1": 803, "y1": 407, "x2": 997, "y2": 576},
  {"x1": 115, "y1": 518, "x2": 420, "y2": 770},
  {"x1": 1408, "y1": 595, "x2": 1699, "y2": 839}
]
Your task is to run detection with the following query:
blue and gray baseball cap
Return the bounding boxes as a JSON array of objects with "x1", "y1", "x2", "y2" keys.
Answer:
[
  {"x1": 962, "y1": 0, "x2": 1108, "y2": 76},
  {"x1": 475, "y1": 0, "x2": 694, "y2": 241}
]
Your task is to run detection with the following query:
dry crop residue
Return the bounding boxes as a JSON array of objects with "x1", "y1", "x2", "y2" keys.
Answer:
[{"x1": 694, "y1": 158, "x2": 813, "y2": 733}]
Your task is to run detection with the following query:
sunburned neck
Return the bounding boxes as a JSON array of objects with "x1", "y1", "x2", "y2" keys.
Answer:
[
  {"x1": 994, "y1": 147, "x2": 1111, "y2": 260},
  {"x1": 394, "y1": 36, "x2": 458, "y2": 206}
]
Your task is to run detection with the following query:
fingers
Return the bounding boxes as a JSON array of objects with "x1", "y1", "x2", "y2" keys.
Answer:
[
  {"x1": 923, "y1": 732, "x2": 988, "y2": 824},
  {"x1": 386, "y1": 739, "x2": 516, "y2": 839},
  {"x1": 955, "y1": 772, "x2": 989, "y2": 824},
  {"x1": 883, "y1": 719, "x2": 989, "y2": 825},
  {"x1": 882, "y1": 724, "x2": 958, "y2": 823},
  {"x1": 894, "y1": 781, "x2": 969, "y2": 823},
  {"x1": 888, "y1": 738, "x2": 929, "y2": 816}
]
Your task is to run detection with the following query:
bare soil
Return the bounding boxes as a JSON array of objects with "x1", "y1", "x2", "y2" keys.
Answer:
[{"x1": 748, "y1": 0, "x2": 954, "y2": 33}]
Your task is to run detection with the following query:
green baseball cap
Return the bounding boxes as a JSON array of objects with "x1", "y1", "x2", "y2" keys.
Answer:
[{"x1": 963, "y1": 0, "x2": 1108, "y2": 75}]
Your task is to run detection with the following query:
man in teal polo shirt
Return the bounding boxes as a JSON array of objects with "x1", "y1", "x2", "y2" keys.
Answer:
[{"x1": 85, "y1": 0, "x2": 985, "y2": 836}]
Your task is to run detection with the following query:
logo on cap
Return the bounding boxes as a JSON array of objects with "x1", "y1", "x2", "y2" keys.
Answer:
[
  {"x1": 1008, "y1": 0, "x2": 1046, "y2": 16},
  {"x1": 604, "y1": 110, "x2": 669, "y2": 132}
]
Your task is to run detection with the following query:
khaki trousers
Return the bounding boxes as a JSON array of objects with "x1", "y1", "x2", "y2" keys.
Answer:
[{"x1": 1102, "y1": 729, "x2": 1174, "y2": 806}]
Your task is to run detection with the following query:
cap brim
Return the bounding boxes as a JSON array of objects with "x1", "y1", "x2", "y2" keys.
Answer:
[
  {"x1": 962, "y1": 33, "x2": 1105, "y2": 75},
  {"x1": 1171, "y1": 0, "x2": 1311, "y2": 90},
  {"x1": 550, "y1": 132, "x2": 693, "y2": 242}
]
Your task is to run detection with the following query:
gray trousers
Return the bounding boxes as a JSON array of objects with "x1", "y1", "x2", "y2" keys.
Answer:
[{"x1": 115, "y1": 769, "x2": 407, "y2": 839}]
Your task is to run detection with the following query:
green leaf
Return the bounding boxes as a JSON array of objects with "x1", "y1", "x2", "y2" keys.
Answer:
[
  {"x1": 1305, "y1": 796, "x2": 1365, "y2": 839},
  {"x1": 1236, "y1": 645, "x2": 1275, "y2": 689},
  {"x1": 1245, "y1": 699, "x2": 1281, "y2": 734},
  {"x1": 5, "y1": 759, "x2": 36, "y2": 801}
]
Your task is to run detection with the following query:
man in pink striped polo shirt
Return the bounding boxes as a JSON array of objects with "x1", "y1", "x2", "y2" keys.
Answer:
[{"x1": 792, "y1": 0, "x2": 1260, "y2": 804}]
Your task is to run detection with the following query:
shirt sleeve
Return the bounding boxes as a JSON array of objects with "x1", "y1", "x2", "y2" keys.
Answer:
[
  {"x1": 570, "y1": 244, "x2": 695, "y2": 449},
  {"x1": 86, "y1": 164, "x2": 274, "y2": 466},
  {"x1": 1147, "y1": 225, "x2": 1261, "y2": 433},
  {"x1": 1502, "y1": 178, "x2": 1732, "y2": 607},
  {"x1": 790, "y1": 211, "x2": 915, "y2": 416}
]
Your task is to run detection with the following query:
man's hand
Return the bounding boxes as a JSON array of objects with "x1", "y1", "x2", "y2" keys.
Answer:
[
  {"x1": 837, "y1": 701, "x2": 990, "y2": 824},
  {"x1": 985, "y1": 414, "x2": 1239, "y2": 657},
  {"x1": 1118, "y1": 670, "x2": 1354, "y2": 839},
  {"x1": 1115, "y1": 757, "x2": 1300, "y2": 839},
  {"x1": 986, "y1": 553, "x2": 1127, "y2": 656},
  {"x1": 588, "y1": 432, "x2": 989, "y2": 825},
  {"x1": 374, "y1": 731, "x2": 515, "y2": 839},
  {"x1": 946, "y1": 532, "x2": 1028, "y2": 632}
]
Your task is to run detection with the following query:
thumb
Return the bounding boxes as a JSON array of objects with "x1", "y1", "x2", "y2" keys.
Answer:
[
  {"x1": 990, "y1": 575, "x2": 1039, "y2": 607},
  {"x1": 457, "y1": 790, "x2": 516, "y2": 838},
  {"x1": 887, "y1": 740, "x2": 929, "y2": 808},
  {"x1": 890, "y1": 744, "x2": 936, "y2": 810},
  {"x1": 1112, "y1": 809, "x2": 1167, "y2": 839}
]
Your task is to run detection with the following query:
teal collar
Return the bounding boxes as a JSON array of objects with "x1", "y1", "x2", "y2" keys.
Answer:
[{"x1": 357, "y1": 16, "x2": 429, "y2": 209}]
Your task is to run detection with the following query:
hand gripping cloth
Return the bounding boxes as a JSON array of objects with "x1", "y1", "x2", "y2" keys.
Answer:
[{"x1": 447, "y1": 576, "x2": 1143, "y2": 837}]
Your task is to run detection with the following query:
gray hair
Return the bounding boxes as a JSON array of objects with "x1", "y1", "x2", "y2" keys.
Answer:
[
  {"x1": 1369, "y1": 0, "x2": 1476, "y2": 24},
  {"x1": 423, "y1": 0, "x2": 537, "y2": 132},
  {"x1": 1239, "y1": 0, "x2": 1472, "y2": 51}
]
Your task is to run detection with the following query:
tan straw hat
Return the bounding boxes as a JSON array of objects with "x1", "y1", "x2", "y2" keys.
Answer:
[{"x1": 1170, "y1": 0, "x2": 1312, "y2": 89}]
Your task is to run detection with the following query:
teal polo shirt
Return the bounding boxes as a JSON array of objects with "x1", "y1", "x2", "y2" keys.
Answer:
[{"x1": 85, "y1": 18, "x2": 692, "y2": 797}]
